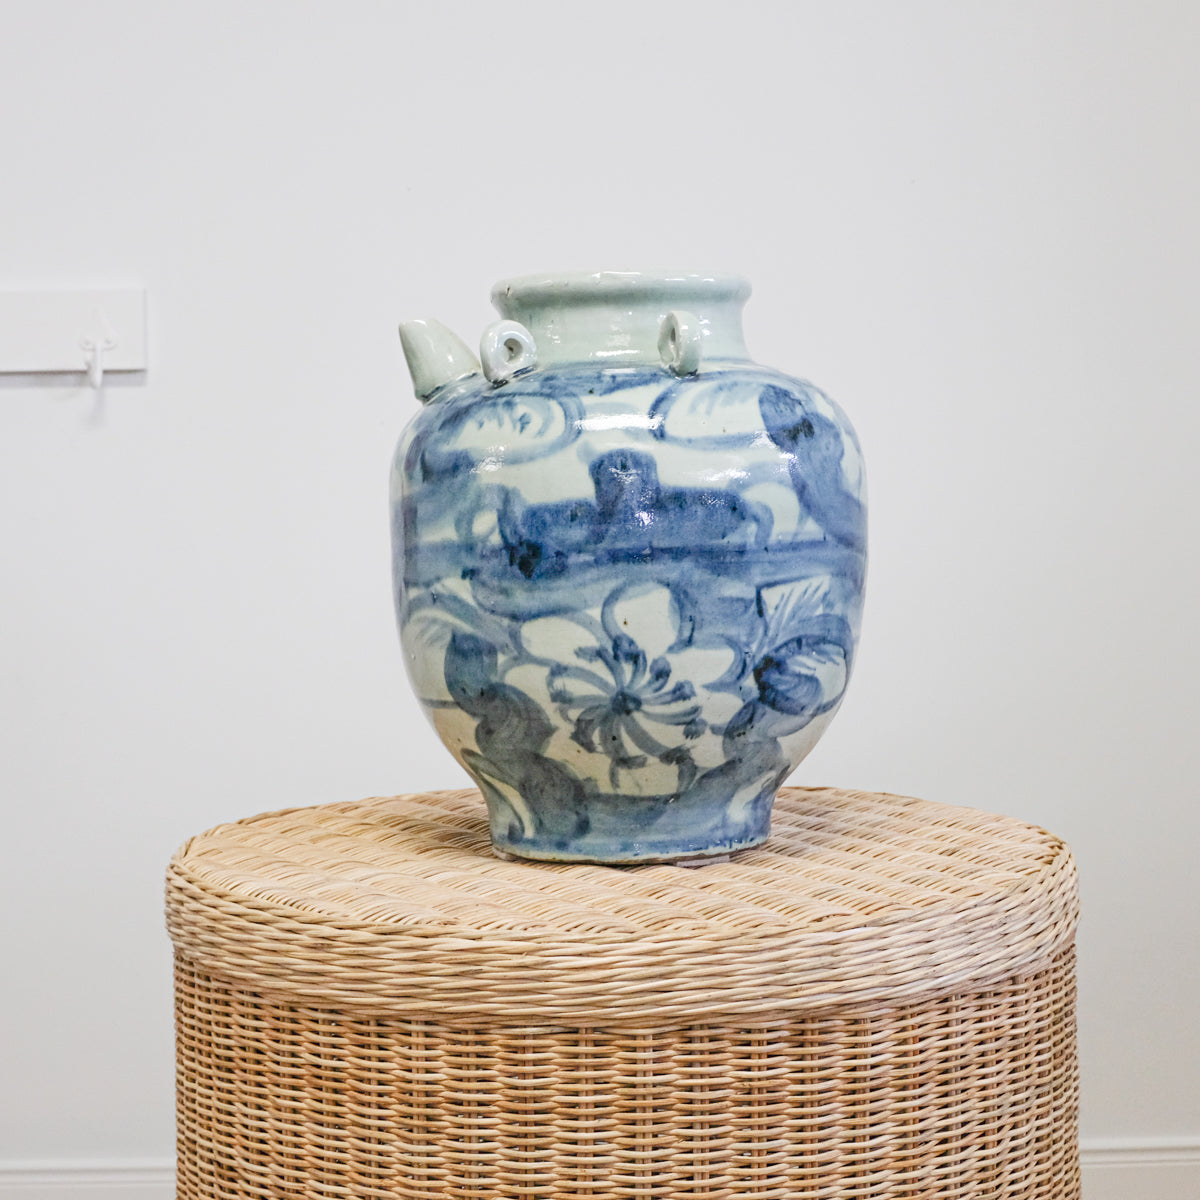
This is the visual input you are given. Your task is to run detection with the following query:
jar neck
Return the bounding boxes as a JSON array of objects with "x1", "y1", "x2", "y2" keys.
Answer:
[{"x1": 490, "y1": 271, "x2": 751, "y2": 366}]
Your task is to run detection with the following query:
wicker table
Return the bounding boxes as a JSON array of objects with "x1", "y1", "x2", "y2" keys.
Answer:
[{"x1": 166, "y1": 786, "x2": 1080, "y2": 1199}]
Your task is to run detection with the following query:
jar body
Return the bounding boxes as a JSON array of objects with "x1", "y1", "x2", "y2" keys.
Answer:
[{"x1": 392, "y1": 277, "x2": 866, "y2": 862}]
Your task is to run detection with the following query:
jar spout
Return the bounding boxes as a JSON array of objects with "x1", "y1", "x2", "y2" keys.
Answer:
[{"x1": 398, "y1": 318, "x2": 481, "y2": 402}]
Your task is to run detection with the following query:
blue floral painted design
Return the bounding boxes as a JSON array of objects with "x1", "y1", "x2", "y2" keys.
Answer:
[
  {"x1": 520, "y1": 585, "x2": 722, "y2": 793},
  {"x1": 552, "y1": 634, "x2": 703, "y2": 786},
  {"x1": 392, "y1": 361, "x2": 866, "y2": 862}
]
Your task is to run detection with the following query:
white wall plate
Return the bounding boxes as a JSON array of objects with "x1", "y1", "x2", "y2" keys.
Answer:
[{"x1": 0, "y1": 289, "x2": 147, "y2": 374}]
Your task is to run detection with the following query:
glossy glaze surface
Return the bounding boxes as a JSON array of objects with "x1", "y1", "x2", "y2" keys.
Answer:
[{"x1": 393, "y1": 274, "x2": 866, "y2": 862}]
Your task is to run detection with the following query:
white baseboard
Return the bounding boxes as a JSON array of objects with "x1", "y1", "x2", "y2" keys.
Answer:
[
  {"x1": 0, "y1": 1160, "x2": 174, "y2": 1199},
  {"x1": 0, "y1": 1141, "x2": 1196, "y2": 1198},
  {"x1": 1082, "y1": 1137, "x2": 1200, "y2": 1200}
]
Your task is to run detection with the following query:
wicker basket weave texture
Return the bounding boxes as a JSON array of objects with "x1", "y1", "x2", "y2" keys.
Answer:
[{"x1": 167, "y1": 786, "x2": 1080, "y2": 1199}]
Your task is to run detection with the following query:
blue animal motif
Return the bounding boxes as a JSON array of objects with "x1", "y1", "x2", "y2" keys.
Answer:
[{"x1": 498, "y1": 447, "x2": 771, "y2": 580}]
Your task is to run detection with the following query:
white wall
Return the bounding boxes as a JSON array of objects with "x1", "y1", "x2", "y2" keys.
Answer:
[{"x1": 1, "y1": 0, "x2": 1196, "y2": 1188}]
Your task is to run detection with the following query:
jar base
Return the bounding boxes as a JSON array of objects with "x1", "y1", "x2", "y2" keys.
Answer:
[
  {"x1": 479, "y1": 772, "x2": 783, "y2": 865},
  {"x1": 490, "y1": 842, "x2": 752, "y2": 867}
]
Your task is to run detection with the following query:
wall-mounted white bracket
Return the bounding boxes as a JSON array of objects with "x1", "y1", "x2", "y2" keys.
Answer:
[{"x1": 0, "y1": 290, "x2": 147, "y2": 386}]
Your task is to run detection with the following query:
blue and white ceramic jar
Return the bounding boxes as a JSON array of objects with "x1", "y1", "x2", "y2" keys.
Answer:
[{"x1": 392, "y1": 272, "x2": 866, "y2": 863}]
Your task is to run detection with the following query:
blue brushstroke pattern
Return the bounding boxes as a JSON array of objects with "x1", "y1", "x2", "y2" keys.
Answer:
[{"x1": 394, "y1": 362, "x2": 866, "y2": 861}]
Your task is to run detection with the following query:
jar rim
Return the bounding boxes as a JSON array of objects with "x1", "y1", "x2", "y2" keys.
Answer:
[{"x1": 491, "y1": 270, "x2": 752, "y2": 311}]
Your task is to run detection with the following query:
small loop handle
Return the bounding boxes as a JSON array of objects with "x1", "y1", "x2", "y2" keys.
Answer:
[
  {"x1": 480, "y1": 320, "x2": 537, "y2": 384},
  {"x1": 658, "y1": 310, "x2": 703, "y2": 376}
]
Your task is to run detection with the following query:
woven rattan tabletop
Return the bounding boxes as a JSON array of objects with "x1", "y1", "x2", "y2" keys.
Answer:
[{"x1": 166, "y1": 786, "x2": 1077, "y2": 1021}]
